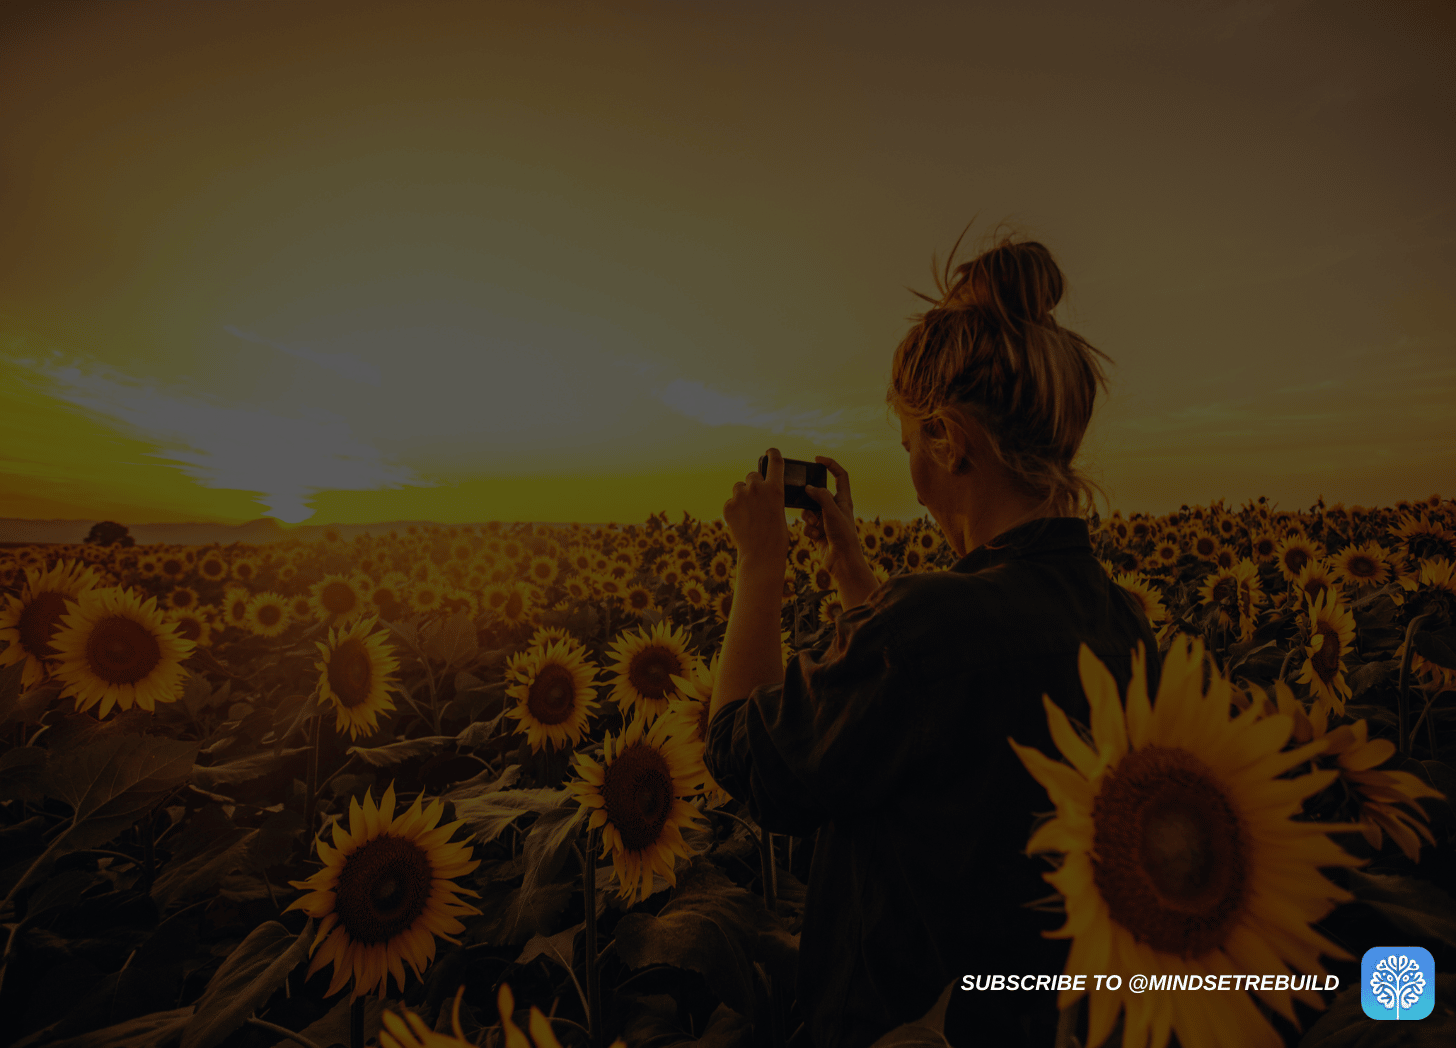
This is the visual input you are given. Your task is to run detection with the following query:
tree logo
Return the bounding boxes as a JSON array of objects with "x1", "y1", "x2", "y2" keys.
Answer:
[{"x1": 1361, "y1": 946, "x2": 1435, "y2": 1021}]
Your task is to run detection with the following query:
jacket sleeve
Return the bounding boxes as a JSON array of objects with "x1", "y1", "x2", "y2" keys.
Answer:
[{"x1": 703, "y1": 577, "x2": 926, "y2": 835}]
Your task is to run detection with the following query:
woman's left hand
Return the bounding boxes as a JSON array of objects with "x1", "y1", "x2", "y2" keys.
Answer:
[{"x1": 723, "y1": 447, "x2": 792, "y2": 569}]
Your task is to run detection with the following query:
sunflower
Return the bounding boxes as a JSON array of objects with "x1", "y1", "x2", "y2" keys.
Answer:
[
  {"x1": 1247, "y1": 532, "x2": 1279, "y2": 563},
  {"x1": 220, "y1": 584, "x2": 252, "y2": 630},
  {"x1": 289, "y1": 594, "x2": 316, "y2": 622},
  {"x1": 604, "y1": 619, "x2": 701, "y2": 722},
  {"x1": 309, "y1": 573, "x2": 372, "y2": 627},
  {"x1": 1291, "y1": 560, "x2": 1342, "y2": 612},
  {"x1": 196, "y1": 549, "x2": 229, "y2": 583},
  {"x1": 1113, "y1": 573, "x2": 1169, "y2": 627},
  {"x1": 665, "y1": 651, "x2": 732, "y2": 808},
  {"x1": 0, "y1": 559, "x2": 105, "y2": 690},
  {"x1": 1275, "y1": 535, "x2": 1324, "y2": 585},
  {"x1": 489, "y1": 580, "x2": 539, "y2": 628},
  {"x1": 167, "y1": 585, "x2": 200, "y2": 612},
  {"x1": 711, "y1": 589, "x2": 734, "y2": 624},
  {"x1": 1009, "y1": 638, "x2": 1361, "y2": 1048},
  {"x1": 245, "y1": 591, "x2": 291, "y2": 638},
  {"x1": 1418, "y1": 555, "x2": 1456, "y2": 595},
  {"x1": 231, "y1": 555, "x2": 261, "y2": 586},
  {"x1": 1189, "y1": 530, "x2": 1219, "y2": 562},
  {"x1": 503, "y1": 640, "x2": 601, "y2": 753},
  {"x1": 523, "y1": 554, "x2": 559, "y2": 589},
  {"x1": 286, "y1": 783, "x2": 481, "y2": 1002},
  {"x1": 677, "y1": 577, "x2": 708, "y2": 611},
  {"x1": 1259, "y1": 681, "x2": 1444, "y2": 863},
  {"x1": 1389, "y1": 513, "x2": 1456, "y2": 563},
  {"x1": 1294, "y1": 589, "x2": 1357, "y2": 715},
  {"x1": 158, "y1": 551, "x2": 188, "y2": 581},
  {"x1": 1329, "y1": 541, "x2": 1392, "y2": 590},
  {"x1": 707, "y1": 551, "x2": 736, "y2": 585},
  {"x1": 880, "y1": 519, "x2": 904, "y2": 544},
  {"x1": 621, "y1": 583, "x2": 659, "y2": 619},
  {"x1": 315, "y1": 616, "x2": 401, "y2": 740},
  {"x1": 410, "y1": 578, "x2": 445, "y2": 616},
  {"x1": 50, "y1": 587, "x2": 194, "y2": 718},
  {"x1": 166, "y1": 607, "x2": 213, "y2": 649},
  {"x1": 567, "y1": 712, "x2": 706, "y2": 905}
]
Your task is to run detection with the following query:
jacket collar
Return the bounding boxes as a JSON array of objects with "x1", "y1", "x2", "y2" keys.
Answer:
[{"x1": 949, "y1": 516, "x2": 1093, "y2": 574}]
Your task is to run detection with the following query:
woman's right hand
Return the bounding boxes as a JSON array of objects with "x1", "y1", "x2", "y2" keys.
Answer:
[{"x1": 802, "y1": 456, "x2": 865, "y2": 583}]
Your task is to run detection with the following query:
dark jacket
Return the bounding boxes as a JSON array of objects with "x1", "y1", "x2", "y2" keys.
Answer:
[{"x1": 704, "y1": 516, "x2": 1162, "y2": 1048}]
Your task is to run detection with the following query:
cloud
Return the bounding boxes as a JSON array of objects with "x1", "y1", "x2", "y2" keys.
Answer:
[
  {"x1": 657, "y1": 378, "x2": 888, "y2": 447},
  {"x1": 10, "y1": 352, "x2": 427, "y2": 523},
  {"x1": 225, "y1": 326, "x2": 382, "y2": 386}
]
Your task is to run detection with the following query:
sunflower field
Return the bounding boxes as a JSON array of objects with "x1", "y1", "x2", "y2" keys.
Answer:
[{"x1": 0, "y1": 496, "x2": 1453, "y2": 1048}]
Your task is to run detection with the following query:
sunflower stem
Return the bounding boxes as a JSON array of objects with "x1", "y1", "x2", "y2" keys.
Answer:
[
  {"x1": 580, "y1": 831, "x2": 602, "y2": 1048},
  {"x1": 245, "y1": 1017, "x2": 323, "y2": 1048},
  {"x1": 351, "y1": 995, "x2": 365, "y2": 1048},
  {"x1": 305, "y1": 714, "x2": 322, "y2": 855},
  {"x1": 1397, "y1": 613, "x2": 1432, "y2": 755}
]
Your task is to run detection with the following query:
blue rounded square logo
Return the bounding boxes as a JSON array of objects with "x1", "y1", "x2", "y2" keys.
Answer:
[{"x1": 1361, "y1": 946, "x2": 1435, "y2": 1021}]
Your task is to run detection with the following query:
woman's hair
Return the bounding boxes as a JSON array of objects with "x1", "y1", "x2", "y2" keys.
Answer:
[{"x1": 886, "y1": 218, "x2": 1114, "y2": 522}]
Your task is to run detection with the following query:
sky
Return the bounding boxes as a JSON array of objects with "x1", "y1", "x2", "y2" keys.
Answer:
[{"x1": 1, "y1": 0, "x2": 1452, "y2": 528}]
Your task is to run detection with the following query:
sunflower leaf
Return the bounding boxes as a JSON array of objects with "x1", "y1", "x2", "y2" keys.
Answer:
[
  {"x1": 424, "y1": 610, "x2": 479, "y2": 669},
  {"x1": 1413, "y1": 628, "x2": 1456, "y2": 671},
  {"x1": 453, "y1": 786, "x2": 571, "y2": 843},
  {"x1": 612, "y1": 858, "x2": 798, "y2": 1020},
  {"x1": 191, "y1": 747, "x2": 308, "y2": 791},
  {"x1": 1346, "y1": 869, "x2": 1456, "y2": 947},
  {"x1": 20, "y1": 1007, "x2": 196, "y2": 1048},
  {"x1": 345, "y1": 735, "x2": 453, "y2": 767},
  {"x1": 180, "y1": 918, "x2": 313, "y2": 1048},
  {"x1": 503, "y1": 804, "x2": 588, "y2": 941},
  {"x1": 39, "y1": 733, "x2": 197, "y2": 858}
]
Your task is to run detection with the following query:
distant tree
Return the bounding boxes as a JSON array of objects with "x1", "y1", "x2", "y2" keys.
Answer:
[{"x1": 85, "y1": 520, "x2": 134, "y2": 547}]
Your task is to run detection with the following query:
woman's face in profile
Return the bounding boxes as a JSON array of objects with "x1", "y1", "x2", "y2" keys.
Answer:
[{"x1": 898, "y1": 410, "x2": 950, "y2": 525}]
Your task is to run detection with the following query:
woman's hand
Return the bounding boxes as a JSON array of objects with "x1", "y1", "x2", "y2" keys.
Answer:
[
  {"x1": 723, "y1": 447, "x2": 792, "y2": 570},
  {"x1": 802, "y1": 456, "x2": 867, "y2": 583}
]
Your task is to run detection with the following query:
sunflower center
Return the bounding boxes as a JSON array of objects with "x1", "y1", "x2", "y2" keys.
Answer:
[
  {"x1": 84, "y1": 614, "x2": 163, "y2": 685},
  {"x1": 162, "y1": 558, "x2": 183, "y2": 575},
  {"x1": 1284, "y1": 549, "x2": 1310, "y2": 574},
  {"x1": 172, "y1": 589, "x2": 195, "y2": 608},
  {"x1": 628, "y1": 646, "x2": 683, "y2": 701},
  {"x1": 1311, "y1": 624, "x2": 1341, "y2": 681},
  {"x1": 18, "y1": 591, "x2": 70, "y2": 659},
  {"x1": 1091, "y1": 745, "x2": 1247, "y2": 957},
  {"x1": 1195, "y1": 537, "x2": 1215, "y2": 556},
  {"x1": 174, "y1": 617, "x2": 203, "y2": 641},
  {"x1": 629, "y1": 589, "x2": 651, "y2": 610},
  {"x1": 322, "y1": 581, "x2": 358, "y2": 615},
  {"x1": 602, "y1": 742, "x2": 674, "y2": 852},
  {"x1": 528, "y1": 664, "x2": 577, "y2": 725},
  {"x1": 333, "y1": 834, "x2": 434, "y2": 946},
  {"x1": 1347, "y1": 555, "x2": 1378, "y2": 579},
  {"x1": 258, "y1": 605, "x2": 282, "y2": 627},
  {"x1": 328, "y1": 638, "x2": 374, "y2": 708},
  {"x1": 1210, "y1": 578, "x2": 1236, "y2": 604},
  {"x1": 201, "y1": 559, "x2": 224, "y2": 578}
]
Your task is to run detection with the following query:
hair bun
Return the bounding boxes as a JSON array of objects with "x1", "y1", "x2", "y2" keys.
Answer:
[{"x1": 944, "y1": 239, "x2": 1064, "y2": 329}]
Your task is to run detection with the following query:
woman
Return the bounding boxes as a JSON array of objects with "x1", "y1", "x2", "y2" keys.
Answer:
[{"x1": 707, "y1": 226, "x2": 1162, "y2": 1048}]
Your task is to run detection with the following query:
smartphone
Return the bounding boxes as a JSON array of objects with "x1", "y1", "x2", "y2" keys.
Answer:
[{"x1": 758, "y1": 455, "x2": 829, "y2": 512}]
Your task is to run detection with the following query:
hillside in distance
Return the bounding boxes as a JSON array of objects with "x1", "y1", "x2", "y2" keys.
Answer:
[{"x1": 0, "y1": 517, "x2": 617, "y2": 546}]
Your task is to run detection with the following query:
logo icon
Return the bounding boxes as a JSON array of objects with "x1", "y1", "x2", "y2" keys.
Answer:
[{"x1": 1361, "y1": 947, "x2": 1434, "y2": 1021}]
